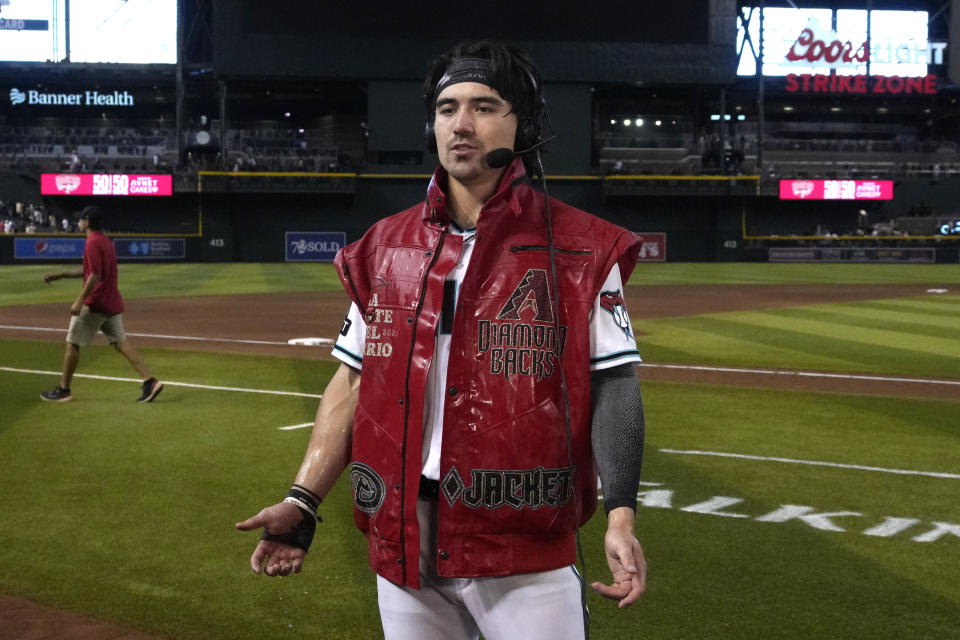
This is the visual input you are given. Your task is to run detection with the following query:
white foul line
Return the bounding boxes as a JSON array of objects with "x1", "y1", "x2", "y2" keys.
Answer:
[
  {"x1": 641, "y1": 363, "x2": 960, "y2": 387},
  {"x1": 0, "y1": 367, "x2": 323, "y2": 399},
  {"x1": 660, "y1": 448, "x2": 960, "y2": 480},
  {"x1": 0, "y1": 324, "x2": 334, "y2": 347},
  {"x1": 2, "y1": 325, "x2": 950, "y2": 386}
]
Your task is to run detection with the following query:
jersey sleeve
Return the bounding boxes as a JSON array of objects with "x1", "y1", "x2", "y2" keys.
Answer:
[
  {"x1": 332, "y1": 302, "x2": 366, "y2": 371},
  {"x1": 590, "y1": 264, "x2": 642, "y2": 371}
]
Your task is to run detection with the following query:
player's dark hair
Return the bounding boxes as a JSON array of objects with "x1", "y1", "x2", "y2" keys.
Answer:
[
  {"x1": 78, "y1": 205, "x2": 105, "y2": 230},
  {"x1": 424, "y1": 40, "x2": 542, "y2": 125},
  {"x1": 424, "y1": 40, "x2": 547, "y2": 174}
]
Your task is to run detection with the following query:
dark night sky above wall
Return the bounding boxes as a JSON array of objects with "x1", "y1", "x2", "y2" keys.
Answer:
[{"x1": 211, "y1": 2, "x2": 733, "y2": 85}]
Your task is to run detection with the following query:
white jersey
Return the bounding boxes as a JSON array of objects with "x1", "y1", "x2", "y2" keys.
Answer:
[{"x1": 333, "y1": 222, "x2": 641, "y2": 480}]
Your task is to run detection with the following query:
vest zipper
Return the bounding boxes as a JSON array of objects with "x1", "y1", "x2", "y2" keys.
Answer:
[
  {"x1": 399, "y1": 228, "x2": 446, "y2": 584},
  {"x1": 510, "y1": 244, "x2": 593, "y2": 256}
]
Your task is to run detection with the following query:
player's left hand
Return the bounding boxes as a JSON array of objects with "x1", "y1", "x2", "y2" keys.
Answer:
[
  {"x1": 69, "y1": 300, "x2": 83, "y2": 316},
  {"x1": 590, "y1": 517, "x2": 647, "y2": 608}
]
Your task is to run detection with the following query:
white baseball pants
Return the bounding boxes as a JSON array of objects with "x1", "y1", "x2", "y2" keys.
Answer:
[{"x1": 377, "y1": 498, "x2": 588, "y2": 640}]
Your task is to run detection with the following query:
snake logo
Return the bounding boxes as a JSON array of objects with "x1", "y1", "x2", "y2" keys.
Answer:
[
  {"x1": 497, "y1": 268, "x2": 554, "y2": 322},
  {"x1": 350, "y1": 462, "x2": 386, "y2": 515},
  {"x1": 599, "y1": 289, "x2": 632, "y2": 339}
]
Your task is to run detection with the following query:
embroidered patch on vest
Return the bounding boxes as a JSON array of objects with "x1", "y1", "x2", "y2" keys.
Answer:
[
  {"x1": 350, "y1": 462, "x2": 386, "y2": 515},
  {"x1": 478, "y1": 269, "x2": 567, "y2": 381},
  {"x1": 599, "y1": 289, "x2": 632, "y2": 339},
  {"x1": 441, "y1": 465, "x2": 574, "y2": 510},
  {"x1": 497, "y1": 269, "x2": 554, "y2": 322}
]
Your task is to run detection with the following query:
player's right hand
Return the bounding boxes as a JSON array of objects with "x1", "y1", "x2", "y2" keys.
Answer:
[
  {"x1": 236, "y1": 502, "x2": 308, "y2": 576},
  {"x1": 43, "y1": 272, "x2": 57, "y2": 284}
]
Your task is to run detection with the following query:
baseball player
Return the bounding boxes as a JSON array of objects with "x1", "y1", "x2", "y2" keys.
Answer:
[
  {"x1": 238, "y1": 40, "x2": 647, "y2": 639},
  {"x1": 39, "y1": 205, "x2": 163, "y2": 403}
]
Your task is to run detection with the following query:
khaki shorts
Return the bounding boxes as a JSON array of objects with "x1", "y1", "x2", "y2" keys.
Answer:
[{"x1": 66, "y1": 307, "x2": 126, "y2": 347}]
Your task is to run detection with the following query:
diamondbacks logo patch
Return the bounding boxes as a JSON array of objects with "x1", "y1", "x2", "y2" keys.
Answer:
[
  {"x1": 478, "y1": 269, "x2": 567, "y2": 380},
  {"x1": 599, "y1": 289, "x2": 632, "y2": 339},
  {"x1": 350, "y1": 462, "x2": 386, "y2": 515},
  {"x1": 497, "y1": 269, "x2": 554, "y2": 322}
]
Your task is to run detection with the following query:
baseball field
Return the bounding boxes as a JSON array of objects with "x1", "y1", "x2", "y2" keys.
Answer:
[{"x1": 0, "y1": 262, "x2": 958, "y2": 639}]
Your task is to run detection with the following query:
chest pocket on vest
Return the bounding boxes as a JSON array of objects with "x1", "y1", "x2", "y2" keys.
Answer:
[
  {"x1": 478, "y1": 245, "x2": 595, "y2": 310},
  {"x1": 369, "y1": 245, "x2": 430, "y2": 310}
]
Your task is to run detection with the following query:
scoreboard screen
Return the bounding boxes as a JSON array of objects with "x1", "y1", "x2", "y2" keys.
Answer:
[
  {"x1": 779, "y1": 179, "x2": 893, "y2": 200},
  {"x1": 41, "y1": 173, "x2": 173, "y2": 196}
]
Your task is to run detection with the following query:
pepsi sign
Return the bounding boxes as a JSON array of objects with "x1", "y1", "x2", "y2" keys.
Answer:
[{"x1": 14, "y1": 237, "x2": 86, "y2": 260}]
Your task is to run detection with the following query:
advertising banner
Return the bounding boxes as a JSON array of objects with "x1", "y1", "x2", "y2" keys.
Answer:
[
  {"x1": 285, "y1": 231, "x2": 346, "y2": 262},
  {"x1": 779, "y1": 179, "x2": 893, "y2": 200},
  {"x1": 40, "y1": 173, "x2": 173, "y2": 196},
  {"x1": 14, "y1": 237, "x2": 86, "y2": 260},
  {"x1": 635, "y1": 232, "x2": 666, "y2": 262},
  {"x1": 114, "y1": 238, "x2": 186, "y2": 260},
  {"x1": 770, "y1": 247, "x2": 935, "y2": 263}
]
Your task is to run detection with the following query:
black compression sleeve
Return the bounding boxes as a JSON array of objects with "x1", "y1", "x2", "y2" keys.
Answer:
[{"x1": 590, "y1": 363, "x2": 645, "y2": 515}]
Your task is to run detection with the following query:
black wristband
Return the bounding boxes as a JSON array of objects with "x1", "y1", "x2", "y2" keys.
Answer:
[
  {"x1": 285, "y1": 487, "x2": 321, "y2": 520},
  {"x1": 292, "y1": 483, "x2": 321, "y2": 503}
]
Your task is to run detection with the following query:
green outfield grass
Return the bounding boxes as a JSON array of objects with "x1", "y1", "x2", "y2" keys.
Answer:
[
  {"x1": 1, "y1": 262, "x2": 958, "y2": 639},
  {"x1": 2, "y1": 262, "x2": 959, "y2": 307},
  {"x1": 630, "y1": 262, "x2": 960, "y2": 285},
  {"x1": 636, "y1": 294, "x2": 960, "y2": 378},
  {"x1": 0, "y1": 343, "x2": 956, "y2": 640}
]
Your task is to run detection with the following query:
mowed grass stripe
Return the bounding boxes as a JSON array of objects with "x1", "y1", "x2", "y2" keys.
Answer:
[
  {"x1": 723, "y1": 311, "x2": 960, "y2": 360},
  {"x1": 764, "y1": 307, "x2": 960, "y2": 341},
  {"x1": 630, "y1": 262, "x2": 960, "y2": 285},
  {"x1": 638, "y1": 320, "x2": 864, "y2": 371},
  {"x1": 638, "y1": 317, "x2": 960, "y2": 378},
  {"x1": 638, "y1": 316, "x2": 960, "y2": 378},
  {"x1": 636, "y1": 293, "x2": 960, "y2": 379},
  {"x1": 853, "y1": 297, "x2": 960, "y2": 319}
]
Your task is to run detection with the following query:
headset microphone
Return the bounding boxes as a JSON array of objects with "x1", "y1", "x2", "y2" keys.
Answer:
[{"x1": 484, "y1": 135, "x2": 558, "y2": 168}]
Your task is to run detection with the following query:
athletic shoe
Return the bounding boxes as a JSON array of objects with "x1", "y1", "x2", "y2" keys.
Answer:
[
  {"x1": 138, "y1": 378, "x2": 163, "y2": 403},
  {"x1": 40, "y1": 385, "x2": 72, "y2": 402}
]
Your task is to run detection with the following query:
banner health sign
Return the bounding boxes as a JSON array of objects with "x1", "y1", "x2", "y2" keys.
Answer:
[
  {"x1": 114, "y1": 238, "x2": 186, "y2": 260},
  {"x1": 14, "y1": 237, "x2": 86, "y2": 260},
  {"x1": 285, "y1": 232, "x2": 346, "y2": 262}
]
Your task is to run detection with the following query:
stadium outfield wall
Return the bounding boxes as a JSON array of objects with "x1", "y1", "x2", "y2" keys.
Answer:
[{"x1": 2, "y1": 173, "x2": 959, "y2": 264}]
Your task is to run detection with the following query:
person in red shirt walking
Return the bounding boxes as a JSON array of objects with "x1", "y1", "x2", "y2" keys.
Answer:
[{"x1": 40, "y1": 206, "x2": 163, "y2": 403}]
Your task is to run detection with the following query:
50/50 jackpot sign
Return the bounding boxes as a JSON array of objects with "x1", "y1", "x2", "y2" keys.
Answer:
[{"x1": 41, "y1": 173, "x2": 173, "y2": 196}]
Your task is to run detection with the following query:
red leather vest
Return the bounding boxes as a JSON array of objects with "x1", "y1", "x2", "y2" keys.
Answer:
[{"x1": 334, "y1": 159, "x2": 640, "y2": 588}]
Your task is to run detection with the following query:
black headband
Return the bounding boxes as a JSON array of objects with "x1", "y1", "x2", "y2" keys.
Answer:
[{"x1": 434, "y1": 57, "x2": 495, "y2": 100}]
